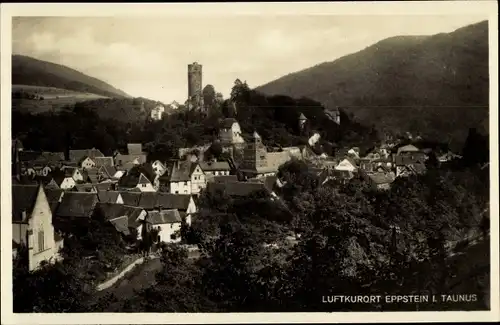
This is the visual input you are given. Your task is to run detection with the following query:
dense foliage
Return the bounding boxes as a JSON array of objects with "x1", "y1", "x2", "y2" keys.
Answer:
[
  {"x1": 80, "y1": 160, "x2": 489, "y2": 312},
  {"x1": 12, "y1": 79, "x2": 378, "y2": 161}
]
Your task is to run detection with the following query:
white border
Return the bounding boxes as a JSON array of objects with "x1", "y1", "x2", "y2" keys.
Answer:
[{"x1": 1, "y1": 2, "x2": 498, "y2": 324}]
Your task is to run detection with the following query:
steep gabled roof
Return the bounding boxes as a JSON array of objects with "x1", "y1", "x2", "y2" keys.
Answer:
[
  {"x1": 169, "y1": 161, "x2": 198, "y2": 182},
  {"x1": 148, "y1": 209, "x2": 182, "y2": 225},
  {"x1": 109, "y1": 216, "x2": 130, "y2": 235},
  {"x1": 94, "y1": 202, "x2": 146, "y2": 229},
  {"x1": 45, "y1": 188, "x2": 64, "y2": 204},
  {"x1": 12, "y1": 184, "x2": 40, "y2": 223},
  {"x1": 119, "y1": 191, "x2": 142, "y2": 206},
  {"x1": 56, "y1": 192, "x2": 98, "y2": 218},
  {"x1": 97, "y1": 190, "x2": 121, "y2": 203}
]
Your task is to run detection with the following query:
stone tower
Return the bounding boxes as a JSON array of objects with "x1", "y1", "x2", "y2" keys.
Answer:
[
  {"x1": 187, "y1": 62, "x2": 204, "y2": 111},
  {"x1": 242, "y1": 131, "x2": 268, "y2": 171}
]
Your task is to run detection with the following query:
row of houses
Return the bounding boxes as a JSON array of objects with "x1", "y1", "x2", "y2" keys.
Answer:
[{"x1": 11, "y1": 183, "x2": 199, "y2": 271}]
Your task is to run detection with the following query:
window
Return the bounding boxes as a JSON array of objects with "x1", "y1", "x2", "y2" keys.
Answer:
[
  {"x1": 38, "y1": 230, "x2": 45, "y2": 252},
  {"x1": 170, "y1": 234, "x2": 177, "y2": 240},
  {"x1": 175, "y1": 191, "x2": 179, "y2": 194},
  {"x1": 142, "y1": 183, "x2": 146, "y2": 187}
]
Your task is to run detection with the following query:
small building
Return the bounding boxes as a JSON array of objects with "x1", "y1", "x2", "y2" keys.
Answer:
[
  {"x1": 219, "y1": 118, "x2": 245, "y2": 145},
  {"x1": 114, "y1": 144, "x2": 147, "y2": 171},
  {"x1": 334, "y1": 157, "x2": 358, "y2": 173},
  {"x1": 151, "y1": 104, "x2": 166, "y2": 120},
  {"x1": 79, "y1": 156, "x2": 96, "y2": 170},
  {"x1": 118, "y1": 172, "x2": 156, "y2": 192},
  {"x1": 94, "y1": 203, "x2": 149, "y2": 240},
  {"x1": 199, "y1": 161, "x2": 231, "y2": 177},
  {"x1": 148, "y1": 209, "x2": 182, "y2": 243},
  {"x1": 168, "y1": 161, "x2": 206, "y2": 195},
  {"x1": 136, "y1": 192, "x2": 197, "y2": 226},
  {"x1": 12, "y1": 184, "x2": 64, "y2": 271}
]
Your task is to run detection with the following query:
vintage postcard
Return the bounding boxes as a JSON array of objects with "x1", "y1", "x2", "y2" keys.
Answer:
[{"x1": 1, "y1": 1, "x2": 498, "y2": 324}]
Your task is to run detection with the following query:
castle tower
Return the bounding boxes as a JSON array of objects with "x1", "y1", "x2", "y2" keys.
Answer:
[{"x1": 187, "y1": 62, "x2": 204, "y2": 111}]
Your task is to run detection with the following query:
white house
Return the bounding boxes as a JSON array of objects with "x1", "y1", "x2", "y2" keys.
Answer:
[
  {"x1": 12, "y1": 184, "x2": 64, "y2": 271},
  {"x1": 219, "y1": 118, "x2": 245, "y2": 145},
  {"x1": 335, "y1": 157, "x2": 358, "y2": 172},
  {"x1": 168, "y1": 161, "x2": 206, "y2": 195},
  {"x1": 61, "y1": 166, "x2": 84, "y2": 183},
  {"x1": 148, "y1": 209, "x2": 182, "y2": 243},
  {"x1": 199, "y1": 161, "x2": 231, "y2": 177},
  {"x1": 79, "y1": 156, "x2": 96, "y2": 170},
  {"x1": 151, "y1": 104, "x2": 166, "y2": 120}
]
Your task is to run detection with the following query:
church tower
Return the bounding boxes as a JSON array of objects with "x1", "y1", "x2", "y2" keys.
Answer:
[{"x1": 242, "y1": 131, "x2": 268, "y2": 171}]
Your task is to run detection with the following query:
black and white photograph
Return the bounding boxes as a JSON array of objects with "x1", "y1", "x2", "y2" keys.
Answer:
[{"x1": 1, "y1": 1, "x2": 498, "y2": 323}]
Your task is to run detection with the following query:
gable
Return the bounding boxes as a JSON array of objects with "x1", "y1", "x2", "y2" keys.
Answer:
[{"x1": 31, "y1": 186, "x2": 53, "y2": 226}]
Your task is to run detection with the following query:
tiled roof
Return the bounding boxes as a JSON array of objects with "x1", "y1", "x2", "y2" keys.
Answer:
[
  {"x1": 138, "y1": 192, "x2": 192, "y2": 211},
  {"x1": 95, "y1": 202, "x2": 146, "y2": 229},
  {"x1": 169, "y1": 161, "x2": 198, "y2": 182},
  {"x1": 127, "y1": 143, "x2": 143, "y2": 155},
  {"x1": 94, "y1": 157, "x2": 114, "y2": 168},
  {"x1": 118, "y1": 172, "x2": 151, "y2": 188},
  {"x1": 45, "y1": 188, "x2": 64, "y2": 203},
  {"x1": 207, "y1": 181, "x2": 269, "y2": 197},
  {"x1": 395, "y1": 155, "x2": 426, "y2": 166},
  {"x1": 56, "y1": 192, "x2": 98, "y2": 218},
  {"x1": 74, "y1": 183, "x2": 96, "y2": 193},
  {"x1": 94, "y1": 181, "x2": 115, "y2": 191},
  {"x1": 12, "y1": 184, "x2": 40, "y2": 223},
  {"x1": 100, "y1": 165, "x2": 118, "y2": 178},
  {"x1": 119, "y1": 191, "x2": 142, "y2": 206},
  {"x1": 97, "y1": 190, "x2": 121, "y2": 203},
  {"x1": 199, "y1": 161, "x2": 231, "y2": 172},
  {"x1": 69, "y1": 148, "x2": 104, "y2": 162},
  {"x1": 148, "y1": 209, "x2": 182, "y2": 225},
  {"x1": 109, "y1": 216, "x2": 130, "y2": 236},
  {"x1": 63, "y1": 167, "x2": 77, "y2": 177},
  {"x1": 207, "y1": 175, "x2": 239, "y2": 183}
]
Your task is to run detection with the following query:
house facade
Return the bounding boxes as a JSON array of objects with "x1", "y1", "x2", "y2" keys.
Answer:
[
  {"x1": 80, "y1": 157, "x2": 96, "y2": 170},
  {"x1": 199, "y1": 161, "x2": 231, "y2": 177},
  {"x1": 168, "y1": 161, "x2": 206, "y2": 195},
  {"x1": 148, "y1": 209, "x2": 182, "y2": 243},
  {"x1": 219, "y1": 118, "x2": 245, "y2": 145},
  {"x1": 12, "y1": 185, "x2": 64, "y2": 271},
  {"x1": 151, "y1": 104, "x2": 165, "y2": 120}
]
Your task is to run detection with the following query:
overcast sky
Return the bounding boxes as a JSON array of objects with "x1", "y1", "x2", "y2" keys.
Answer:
[{"x1": 12, "y1": 15, "x2": 486, "y2": 103}]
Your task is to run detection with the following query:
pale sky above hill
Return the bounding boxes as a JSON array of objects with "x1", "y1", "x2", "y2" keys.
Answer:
[{"x1": 12, "y1": 15, "x2": 487, "y2": 103}]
